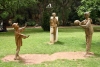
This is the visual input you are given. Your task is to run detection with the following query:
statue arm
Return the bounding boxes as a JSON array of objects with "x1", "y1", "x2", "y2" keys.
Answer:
[
  {"x1": 50, "y1": 19, "x2": 52, "y2": 26},
  {"x1": 19, "y1": 27, "x2": 25, "y2": 32},
  {"x1": 57, "y1": 21, "x2": 59, "y2": 26},
  {"x1": 80, "y1": 20, "x2": 90, "y2": 28},
  {"x1": 20, "y1": 23, "x2": 27, "y2": 32}
]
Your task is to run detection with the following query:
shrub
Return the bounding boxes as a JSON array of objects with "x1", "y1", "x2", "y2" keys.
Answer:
[
  {"x1": 41, "y1": 11, "x2": 50, "y2": 31},
  {"x1": 0, "y1": 11, "x2": 9, "y2": 19},
  {"x1": 26, "y1": 19, "x2": 36, "y2": 26}
]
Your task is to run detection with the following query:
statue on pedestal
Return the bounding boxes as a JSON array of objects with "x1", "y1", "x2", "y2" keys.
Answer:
[{"x1": 49, "y1": 13, "x2": 59, "y2": 44}]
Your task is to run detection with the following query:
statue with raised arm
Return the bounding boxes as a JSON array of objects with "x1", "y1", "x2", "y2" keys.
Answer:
[
  {"x1": 74, "y1": 12, "x2": 93, "y2": 55},
  {"x1": 50, "y1": 13, "x2": 59, "y2": 44},
  {"x1": 12, "y1": 23, "x2": 29, "y2": 60}
]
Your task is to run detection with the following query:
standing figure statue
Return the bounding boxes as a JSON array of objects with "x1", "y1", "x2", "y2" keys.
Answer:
[
  {"x1": 50, "y1": 13, "x2": 59, "y2": 44},
  {"x1": 12, "y1": 23, "x2": 29, "y2": 60},
  {"x1": 74, "y1": 12, "x2": 93, "y2": 56}
]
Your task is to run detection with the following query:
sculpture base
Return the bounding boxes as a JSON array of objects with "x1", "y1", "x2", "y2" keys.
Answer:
[{"x1": 50, "y1": 27, "x2": 58, "y2": 44}]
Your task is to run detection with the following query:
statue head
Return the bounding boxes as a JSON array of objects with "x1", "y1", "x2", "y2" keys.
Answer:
[
  {"x1": 52, "y1": 13, "x2": 56, "y2": 18},
  {"x1": 12, "y1": 23, "x2": 19, "y2": 30},
  {"x1": 84, "y1": 12, "x2": 90, "y2": 19}
]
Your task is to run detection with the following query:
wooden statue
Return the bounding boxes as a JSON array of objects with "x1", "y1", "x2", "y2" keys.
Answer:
[
  {"x1": 74, "y1": 12, "x2": 93, "y2": 55},
  {"x1": 50, "y1": 13, "x2": 59, "y2": 44},
  {"x1": 12, "y1": 23, "x2": 29, "y2": 60}
]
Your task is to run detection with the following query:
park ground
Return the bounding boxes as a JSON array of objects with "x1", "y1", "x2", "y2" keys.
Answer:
[{"x1": 0, "y1": 25, "x2": 100, "y2": 67}]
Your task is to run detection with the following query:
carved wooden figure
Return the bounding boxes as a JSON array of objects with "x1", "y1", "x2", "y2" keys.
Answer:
[
  {"x1": 74, "y1": 12, "x2": 94, "y2": 55},
  {"x1": 50, "y1": 13, "x2": 59, "y2": 44},
  {"x1": 79, "y1": 12, "x2": 93, "y2": 55},
  {"x1": 12, "y1": 23, "x2": 29, "y2": 60}
]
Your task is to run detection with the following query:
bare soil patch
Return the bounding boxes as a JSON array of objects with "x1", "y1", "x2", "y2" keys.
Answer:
[{"x1": 1, "y1": 52, "x2": 94, "y2": 64}]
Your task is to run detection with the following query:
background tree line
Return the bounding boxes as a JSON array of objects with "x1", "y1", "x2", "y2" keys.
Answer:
[{"x1": 0, "y1": 0, "x2": 100, "y2": 31}]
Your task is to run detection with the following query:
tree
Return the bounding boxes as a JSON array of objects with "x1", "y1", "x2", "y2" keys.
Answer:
[
  {"x1": 45, "y1": 0, "x2": 81, "y2": 26},
  {"x1": 0, "y1": 0, "x2": 12, "y2": 31},
  {"x1": 0, "y1": 0, "x2": 37, "y2": 32},
  {"x1": 41, "y1": 11, "x2": 50, "y2": 31},
  {"x1": 36, "y1": 0, "x2": 81, "y2": 28},
  {"x1": 77, "y1": 0, "x2": 100, "y2": 24}
]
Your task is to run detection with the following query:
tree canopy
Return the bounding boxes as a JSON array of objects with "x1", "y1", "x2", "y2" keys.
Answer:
[
  {"x1": 0, "y1": 0, "x2": 100, "y2": 31},
  {"x1": 77, "y1": 0, "x2": 100, "y2": 23}
]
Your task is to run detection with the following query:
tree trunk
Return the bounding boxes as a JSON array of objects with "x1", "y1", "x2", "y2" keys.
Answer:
[{"x1": 2, "y1": 19, "x2": 7, "y2": 32}]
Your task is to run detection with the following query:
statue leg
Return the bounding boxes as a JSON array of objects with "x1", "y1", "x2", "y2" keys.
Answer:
[
  {"x1": 86, "y1": 35, "x2": 88, "y2": 44},
  {"x1": 14, "y1": 46, "x2": 20, "y2": 60},
  {"x1": 85, "y1": 31, "x2": 88, "y2": 43},
  {"x1": 86, "y1": 35, "x2": 92, "y2": 54},
  {"x1": 54, "y1": 27, "x2": 57, "y2": 42}
]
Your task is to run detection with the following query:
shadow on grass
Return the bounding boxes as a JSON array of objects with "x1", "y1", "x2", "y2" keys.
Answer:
[{"x1": 55, "y1": 41, "x2": 64, "y2": 45}]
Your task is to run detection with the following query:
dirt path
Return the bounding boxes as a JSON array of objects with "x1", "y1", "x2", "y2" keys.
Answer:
[{"x1": 1, "y1": 52, "x2": 94, "y2": 64}]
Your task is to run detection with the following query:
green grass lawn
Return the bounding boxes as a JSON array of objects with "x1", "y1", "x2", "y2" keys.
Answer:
[{"x1": 0, "y1": 26, "x2": 100, "y2": 67}]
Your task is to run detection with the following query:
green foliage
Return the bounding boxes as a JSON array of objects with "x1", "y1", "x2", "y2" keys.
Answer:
[
  {"x1": 52, "y1": 0, "x2": 69, "y2": 25},
  {"x1": 41, "y1": 11, "x2": 50, "y2": 31},
  {"x1": 0, "y1": 0, "x2": 81, "y2": 26},
  {"x1": 52, "y1": 0, "x2": 79, "y2": 26},
  {"x1": 26, "y1": 19, "x2": 36, "y2": 26},
  {"x1": 1, "y1": 0, "x2": 100, "y2": 26},
  {"x1": 0, "y1": 0, "x2": 37, "y2": 23},
  {"x1": 15, "y1": 14, "x2": 24, "y2": 20},
  {"x1": 77, "y1": 0, "x2": 94, "y2": 17},
  {"x1": 12, "y1": 14, "x2": 25, "y2": 25},
  {"x1": 0, "y1": 11, "x2": 9, "y2": 19},
  {"x1": 77, "y1": 0, "x2": 100, "y2": 22}
]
